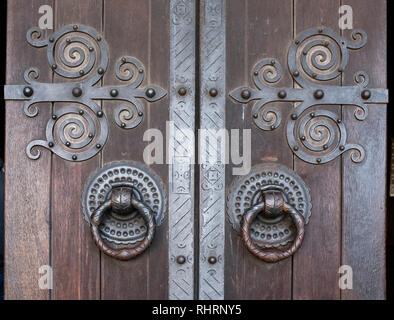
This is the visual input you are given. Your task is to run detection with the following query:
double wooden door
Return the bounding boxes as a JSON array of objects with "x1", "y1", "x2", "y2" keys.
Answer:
[{"x1": 4, "y1": 0, "x2": 387, "y2": 299}]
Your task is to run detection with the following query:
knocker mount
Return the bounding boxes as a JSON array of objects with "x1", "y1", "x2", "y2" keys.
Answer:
[{"x1": 4, "y1": 24, "x2": 167, "y2": 162}]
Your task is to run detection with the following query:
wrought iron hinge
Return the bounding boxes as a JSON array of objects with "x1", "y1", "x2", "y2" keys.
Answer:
[
  {"x1": 4, "y1": 24, "x2": 167, "y2": 162},
  {"x1": 230, "y1": 27, "x2": 388, "y2": 165}
]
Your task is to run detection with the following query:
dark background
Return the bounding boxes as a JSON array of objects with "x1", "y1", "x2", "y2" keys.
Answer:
[{"x1": 0, "y1": 1, "x2": 393, "y2": 300}]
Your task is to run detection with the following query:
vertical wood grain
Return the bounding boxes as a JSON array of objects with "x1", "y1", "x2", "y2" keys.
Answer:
[
  {"x1": 225, "y1": 0, "x2": 293, "y2": 299},
  {"x1": 51, "y1": 0, "x2": 102, "y2": 299},
  {"x1": 292, "y1": 0, "x2": 341, "y2": 300},
  {"x1": 101, "y1": 0, "x2": 169, "y2": 299},
  {"x1": 5, "y1": 0, "x2": 53, "y2": 300},
  {"x1": 341, "y1": 0, "x2": 386, "y2": 300}
]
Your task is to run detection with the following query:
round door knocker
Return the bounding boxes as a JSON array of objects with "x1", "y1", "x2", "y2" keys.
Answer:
[
  {"x1": 82, "y1": 161, "x2": 166, "y2": 260},
  {"x1": 226, "y1": 163, "x2": 312, "y2": 263}
]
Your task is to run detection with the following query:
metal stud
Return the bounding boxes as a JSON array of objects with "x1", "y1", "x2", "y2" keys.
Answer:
[
  {"x1": 72, "y1": 155, "x2": 78, "y2": 161},
  {"x1": 51, "y1": 64, "x2": 57, "y2": 70},
  {"x1": 208, "y1": 256, "x2": 217, "y2": 264},
  {"x1": 339, "y1": 146, "x2": 345, "y2": 151},
  {"x1": 361, "y1": 89, "x2": 371, "y2": 100},
  {"x1": 310, "y1": 113, "x2": 315, "y2": 118},
  {"x1": 323, "y1": 145, "x2": 328, "y2": 150},
  {"x1": 97, "y1": 111, "x2": 104, "y2": 117},
  {"x1": 314, "y1": 89, "x2": 324, "y2": 99},
  {"x1": 79, "y1": 70, "x2": 85, "y2": 75},
  {"x1": 73, "y1": 25, "x2": 78, "y2": 30},
  {"x1": 293, "y1": 70, "x2": 299, "y2": 77},
  {"x1": 96, "y1": 144, "x2": 101, "y2": 149},
  {"x1": 241, "y1": 89, "x2": 251, "y2": 100},
  {"x1": 52, "y1": 115, "x2": 57, "y2": 120},
  {"x1": 253, "y1": 113, "x2": 258, "y2": 119},
  {"x1": 79, "y1": 110, "x2": 84, "y2": 115},
  {"x1": 65, "y1": 141, "x2": 71, "y2": 147},
  {"x1": 293, "y1": 146, "x2": 299, "y2": 151},
  {"x1": 72, "y1": 87, "x2": 82, "y2": 97},
  {"x1": 48, "y1": 142, "x2": 54, "y2": 148},
  {"x1": 23, "y1": 86, "x2": 34, "y2": 97},
  {"x1": 316, "y1": 158, "x2": 321, "y2": 163},
  {"x1": 291, "y1": 114, "x2": 298, "y2": 120},
  {"x1": 178, "y1": 87, "x2": 187, "y2": 96},
  {"x1": 278, "y1": 90, "x2": 287, "y2": 99},
  {"x1": 176, "y1": 256, "x2": 186, "y2": 265},
  {"x1": 49, "y1": 37, "x2": 54, "y2": 43},
  {"x1": 138, "y1": 112, "x2": 143, "y2": 117},
  {"x1": 110, "y1": 89, "x2": 119, "y2": 97},
  {"x1": 98, "y1": 67, "x2": 104, "y2": 75},
  {"x1": 146, "y1": 88, "x2": 156, "y2": 98},
  {"x1": 209, "y1": 88, "x2": 218, "y2": 97},
  {"x1": 121, "y1": 123, "x2": 126, "y2": 128}
]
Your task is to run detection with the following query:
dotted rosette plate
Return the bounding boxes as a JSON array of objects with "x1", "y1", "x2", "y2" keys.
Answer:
[
  {"x1": 227, "y1": 163, "x2": 311, "y2": 248},
  {"x1": 82, "y1": 161, "x2": 166, "y2": 245}
]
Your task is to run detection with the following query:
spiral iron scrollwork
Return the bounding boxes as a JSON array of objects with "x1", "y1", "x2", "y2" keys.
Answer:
[
  {"x1": 5, "y1": 24, "x2": 167, "y2": 162},
  {"x1": 229, "y1": 27, "x2": 388, "y2": 165}
]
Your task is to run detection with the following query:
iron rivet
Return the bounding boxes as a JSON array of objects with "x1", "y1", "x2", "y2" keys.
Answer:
[
  {"x1": 88, "y1": 133, "x2": 94, "y2": 139},
  {"x1": 291, "y1": 114, "x2": 298, "y2": 120},
  {"x1": 312, "y1": 73, "x2": 317, "y2": 78},
  {"x1": 89, "y1": 47, "x2": 94, "y2": 52},
  {"x1": 314, "y1": 89, "x2": 324, "y2": 99},
  {"x1": 110, "y1": 89, "x2": 119, "y2": 97},
  {"x1": 98, "y1": 67, "x2": 104, "y2": 75},
  {"x1": 209, "y1": 88, "x2": 218, "y2": 97},
  {"x1": 241, "y1": 89, "x2": 251, "y2": 100},
  {"x1": 253, "y1": 113, "x2": 258, "y2": 119},
  {"x1": 79, "y1": 110, "x2": 84, "y2": 115},
  {"x1": 301, "y1": 136, "x2": 306, "y2": 141},
  {"x1": 302, "y1": 50, "x2": 308, "y2": 55},
  {"x1": 49, "y1": 37, "x2": 54, "y2": 43},
  {"x1": 278, "y1": 90, "x2": 287, "y2": 99},
  {"x1": 293, "y1": 146, "x2": 299, "y2": 151},
  {"x1": 66, "y1": 38, "x2": 71, "y2": 43},
  {"x1": 79, "y1": 70, "x2": 85, "y2": 75},
  {"x1": 361, "y1": 89, "x2": 371, "y2": 100},
  {"x1": 23, "y1": 86, "x2": 34, "y2": 97},
  {"x1": 270, "y1": 60, "x2": 275, "y2": 65},
  {"x1": 138, "y1": 112, "x2": 143, "y2": 117},
  {"x1": 96, "y1": 144, "x2": 101, "y2": 149},
  {"x1": 254, "y1": 71, "x2": 258, "y2": 76},
  {"x1": 310, "y1": 113, "x2": 315, "y2": 118},
  {"x1": 52, "y1": 64, "x2": 57, "y2": 70},
  {"x1": 73, "y1": 25, "x2": 78, "y2": 30},
  {"x1": 72, "y1": 87, "x2": 82, "y2": 97},
  {"x1": 293, "y1": 70, "x2": 299, "y2": 77},
  {"x1": 121, "y1": 123, "x2": 126, "y2": 128},
  {"x1": 146, "y1": 88, "x2": 156, "y2": 98},
  {"x1": 97, "y1": 111, "x2": 104, "y2": 117},
  {"x1": 208, "y1": 256, "x2": 217, "y2": 264},
  {"x1": 295, "y1": 40, "x2": 300, "y2": 45},
  {"x1": 139, "y1": 69, "x2": 144, "y2": 73},
  {"x1": 339, "y1": 146, "x2": 345, "y2": 151},
  {"x1": 65, "y1": 141, "x2": 71, "y2": 147},
  {"x1": 97, "y1": 36, "x2": 102, "y2": 41},
  {"x1": 318, "y1": 28, "x2": 323, "y2": 33},
  {"x1": 52, "y1": 115, "x2": 57, "y2": 120},
  {"x1": 316, "y1": 158, "x2": 321, "y2": 163},
  {"x1": 121, "y1": 57, "x2": 127, "y2": 63},
  {"x1": 72, "y1": 155, "x2": 77, "y2": 161},
  {"x1": 48, "y1": 142, "x2": 54, "y2": 148},
  {"x1": 324, "y1": 41, "x2": 329, "y2": 47},
  {"x1": 178, "y1": 87, "x2": 187, "y2": 96},
  {"x1": 337, "y1": 119, "x2": 342, "y2": 123},
  {"x1": 270, "y1": 125, "x2": 275, "y2": 130},
  {"x1": 176, "y1": 256, "x2": 186, "y2": 265},
  {"x1": 323, "y1": 144, "x2": 328, "y2": 150}
]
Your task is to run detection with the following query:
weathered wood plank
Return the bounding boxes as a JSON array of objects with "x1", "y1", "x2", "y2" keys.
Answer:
[
  {"x1": 341, "y1": 0, "x2": 386, "y2": 300},
  {"x1": 51, "y1": 0, "x2": 102, "y2": 300},
  {"x1": 225, "y1": 0, "x2": 293, "y2": 299},
  {"x1": 5, "y1": 0, "x2": 53, "y2": 300},
  {"x1": 293, "y1": 0, "x2": 341, "y2": 300}
]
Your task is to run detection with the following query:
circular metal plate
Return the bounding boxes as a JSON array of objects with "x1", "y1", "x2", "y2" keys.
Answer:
[
  {"x1": 226, "y1": 163, "x2": 311, "y2": 248},
  {"x1": 82, "y1": 161, "x2": 166, "y2": 245}
]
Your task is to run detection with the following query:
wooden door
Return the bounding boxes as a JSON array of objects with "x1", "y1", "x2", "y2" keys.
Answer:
[{"x1": 4, "y1": 0, "x2": 387, "y2": 300}]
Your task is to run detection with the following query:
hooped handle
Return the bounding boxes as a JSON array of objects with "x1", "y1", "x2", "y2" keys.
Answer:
[
  {"x1": 89, "y1": 181, "x2": 156, "y2": 261},
  {"x1": 241, "y1": 189, "x2": 305, "y2": 263}
]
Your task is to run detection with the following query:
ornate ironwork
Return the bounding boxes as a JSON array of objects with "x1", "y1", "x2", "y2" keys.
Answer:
[
  {"x1": 4, "y1": 24, "x2": 167, "y2": 162},
  {"x1": 199, "y1": 0, "x2": 226, "y2": 300},
  {"x1": 169, "y1": 0, "x2": 196, "y2": 300},
  {"x1": 230, "y1": 27, "x2": 388, "y2": 165},
  {"x1": 227, "y1": 163, "x2": 311, "y2": 248},
  {"x1": 82, "y1": 161, "x2": 166, "y2": 259}
]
